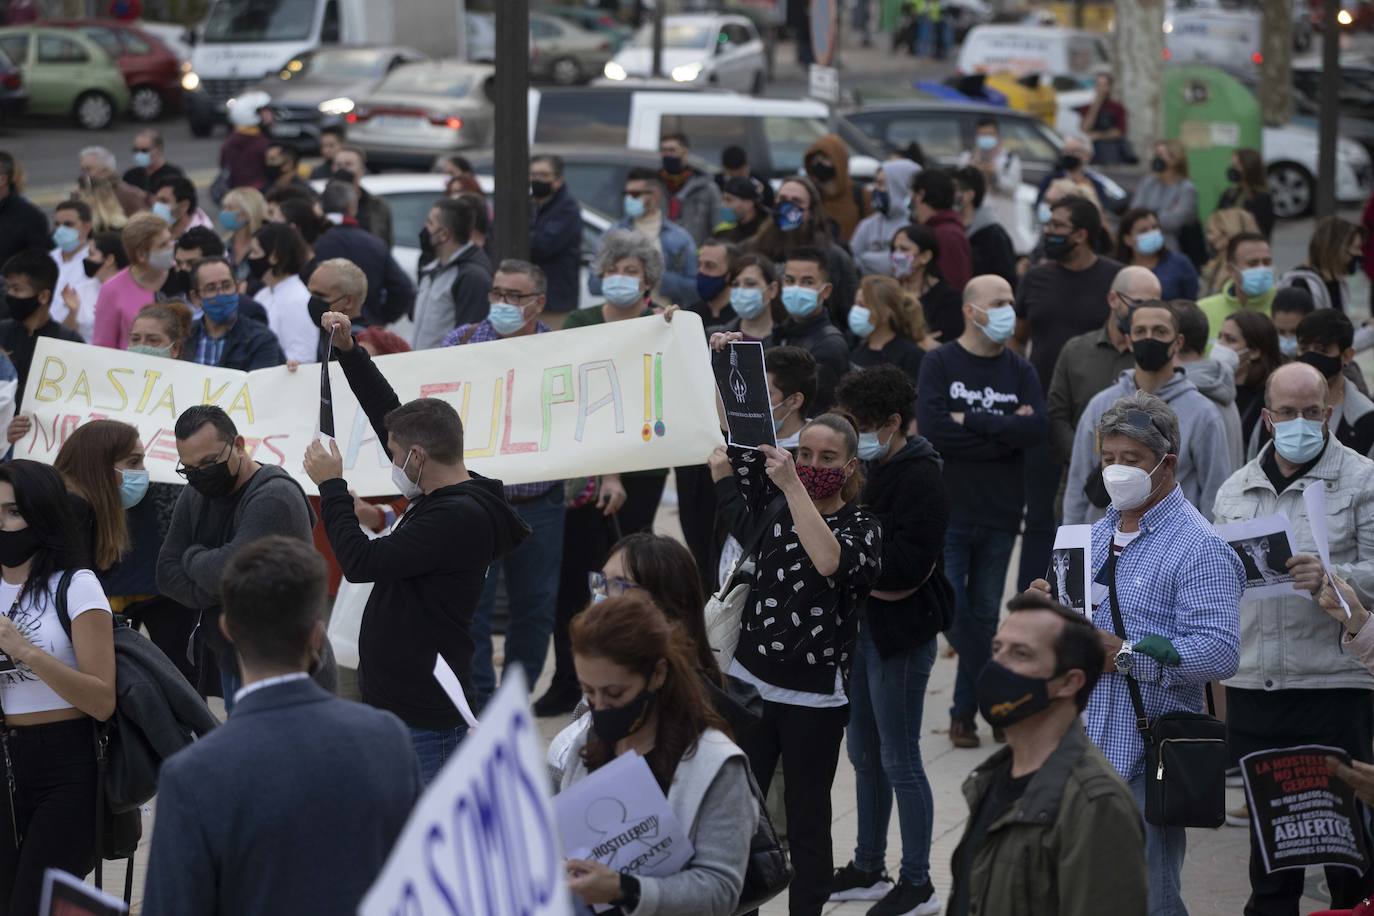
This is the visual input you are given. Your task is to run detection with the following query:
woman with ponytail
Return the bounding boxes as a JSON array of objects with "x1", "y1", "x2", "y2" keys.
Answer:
[
  {"x1": 707, "y1": 328, "x2": 884, "y2": 916},
  {"x1": 560, "y1": 594, "x2": 757, "y2": 915}
]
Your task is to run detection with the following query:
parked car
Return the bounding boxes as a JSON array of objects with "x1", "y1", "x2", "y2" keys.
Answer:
[
  {"x1": 1165, "y1": 0, "x2": 1312, "y2": 54},
  {"x1": 542, "y1": 5, "x2": 633, "y2": 53},
  {"x1": 346, "y1": 60, "x2": 495, "y2": 170},
  {"x1": 0, "y1": 25, "x2": 128, "y2": 128},
  {"x1": 249, "y1": 45, "x2": 428, "y2": 151},
  {"x1": 602, "y1": 13, "x2": 767, "y2": 94},
  {"x1": 529, "y1": 11, "x2": 615, "y2": 85},
  {"x1": 1262, "y1": 122, "x2": 1372, "y2": 217},
  {"x1": 0, "y1": 47, "x2": 26, "y2": 121},
  {"x1": 42, "y1": 19, "x2": 181, "y2": 121}
]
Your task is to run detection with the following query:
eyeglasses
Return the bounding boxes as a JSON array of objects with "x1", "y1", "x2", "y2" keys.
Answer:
[
  {"x1": 488, "y1": 288, "x2": 540, "y2": 304},
  {"x1": 174, "y1": 442, "x2": 230, "y2": 479},
  {"x1": 132, "y1": 147, "x2": 152, "y2": 154},
  {"x1": 198, "y1": 280, "x2": 237, "y2": 296},
  {"x1": 588, "y1": 571, "x2": 641, "y2": 600},
  {"x1": 1267, "y1": 406, "x2": 1326, "y2": 422},
  {"x1": 624, "y1": 189, "x2": 652, "y2": 199}
]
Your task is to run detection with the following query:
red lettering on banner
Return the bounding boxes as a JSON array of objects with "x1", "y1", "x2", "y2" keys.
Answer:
[
  {"x1": 501, "y1": 369, "x2": 537, "y2": 455},
  {"x1": 260, "y1": 434, "x2": 289, "y2": 465},
  {"x1": 144, "y1": 428, "x2": 179, "y2": 464},
  {"x1": 420, "y1": 382, "x2": 462, "y2": 399}
]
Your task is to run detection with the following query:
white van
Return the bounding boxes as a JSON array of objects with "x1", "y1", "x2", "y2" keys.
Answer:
[{"x1": 956, "y1": 25, "x2": 1110, "y2": 91}]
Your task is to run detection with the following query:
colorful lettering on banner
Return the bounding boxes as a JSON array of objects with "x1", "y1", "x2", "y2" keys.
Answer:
[{"x1": 14, "y1": 314, "x2": 723, "y2": 497}]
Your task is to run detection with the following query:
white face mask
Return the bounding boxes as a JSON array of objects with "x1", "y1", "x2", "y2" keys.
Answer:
[
  {"x1": 1101, "y1": 457, "x2": 1165, "y2": 511},
  {"x1": 391, "y1": 449, "x2": 423, "y2": 499},
  {"x1": 1210, "y1": 341, "x2": 1242, "y2": 374}
]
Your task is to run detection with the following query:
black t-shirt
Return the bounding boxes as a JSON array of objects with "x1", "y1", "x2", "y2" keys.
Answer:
[
  {"x1": 920, "y1": 278, "x2": 965, "y2": 345},
  {"x1": 1015, "y1": 256, "x2": 1124, "y2": 394},
  {"x1": 951, "y1": 758, "x2": 1036, "y2": 916},
  {"x1": 851, "y1": 336, "x2": 924, "y2": 387}
]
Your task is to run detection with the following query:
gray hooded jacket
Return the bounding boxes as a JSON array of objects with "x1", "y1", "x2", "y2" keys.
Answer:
[
  {"x1": 850, "y1": 159, "x2": 922, "y2": 276},
  {"x1": 1182, "y1": 357, "x2": 1244, "y2": 470}
]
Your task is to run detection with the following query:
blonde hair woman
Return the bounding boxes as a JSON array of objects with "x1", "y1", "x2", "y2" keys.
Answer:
[
  {"x1": 1200, "y1": 208, "x2": 1261, "y2": 297},
  {"x1": 849, "y1": 274, "x2": 931, "y2": 386},
  {"x1": 218, "y1": 187, "x2": 267, "y2": 282}
]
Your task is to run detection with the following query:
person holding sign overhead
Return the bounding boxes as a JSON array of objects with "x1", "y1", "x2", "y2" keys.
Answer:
[
  {"x1": 305, "y1": 310, "x2": 530, "y2": 784},
  {"x1": 559, "y1": 593, "x2": 757, "y2": 916},
  {"x1": 1211, "y1": 361, "x2": 1374, "y2": 913}
]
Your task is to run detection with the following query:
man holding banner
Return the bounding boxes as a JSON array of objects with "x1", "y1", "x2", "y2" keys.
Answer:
[{"x1": 304, "y1": 311, "x2": 530, "y2": 784}]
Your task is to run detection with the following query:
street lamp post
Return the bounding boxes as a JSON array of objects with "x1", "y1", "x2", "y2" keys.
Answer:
[{"x1": 493, "y1": 2, "x2": 530, "y2": 261}]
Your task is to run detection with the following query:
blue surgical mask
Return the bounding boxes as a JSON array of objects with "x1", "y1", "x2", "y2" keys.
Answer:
[
  {"x1": 602, "y1": 274, "x2": 643, "y2": 307},
  {"x1": 781, "y1": 285, "x2": 820, "y2": 319},
  {"x1": 1134, "y1": 228, "x2": 1165, "y2": 255},
  {"x1": 1271, "y1": 417, "x2": 1325, "y2": 464},
  {"x1": 52, "y1": 225, "x2": 80, "y2": 253},
  {"x1": 772, "y1": 401, "x2": 793, "y2": 434},
  {"x1": 202, "y1": 292, "x2": 239, "y2": 324},
  {"x1": 1037, "y1": 201, "x2": 1053, "y2": 224},
  {"x1": 857, "y1": 430, "x2": 891, "y2": 461},
  {"x1": 118, "y1": 468, "x2": 149, "y2": 509},
  {"x1": 487, "y1": 302, "x2": 527, "y2": 336},
  {"x1": 775, "y1": 201, "x2": 805, "y2": 232},
  {"x1": 1279, "y1": 334, "x2": 1299, "y2": 357},
  {"x1": 717, "y1": 204, "x2": 737, "y2": 226},
  {"x1": 697, "y1": 272, "x2": 728, "y2": 303},
  {"x1": 132, "y1": 150, "x2": 152, "y2": 169},
  {"x1": 218, "y1": 210, "x2": 243, "y2": 232},
  {"x1": 151, "y1": 201, "x2": 175, "y2": 224},
  {"x1": 975, "y1": 303, "x2": 1017, "y2": 343},
  {"x1": 623, "y1": 194, "x2": 646, "y2": 220},
  {"x1": 848, "y1": 304, "x2": 875, "y2": 338},
  {"x1": 730, "y1": 286, "x2": 766, "y2": 319},
  {"x1": 976, "y1": 134, "x2": 999, "y2": 151},
  {"x1": 1240, "y1": 266, "x2": 1274, "y2": 297}
]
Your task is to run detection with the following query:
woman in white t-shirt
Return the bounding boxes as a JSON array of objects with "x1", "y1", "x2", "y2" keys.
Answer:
[
  {"x1": 0, "y1": 460, "x2": 115, "y2": 914},
  {"x1": 250, "y1": 223, "x2": 321, "y2": 364}
]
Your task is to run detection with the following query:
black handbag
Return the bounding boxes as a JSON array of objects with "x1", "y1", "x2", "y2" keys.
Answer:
[
  {"x1": 1106, "y1": 553, "x2": 1227, "y2": 828},
  {"x1": 733, "y1": 761, "x2": 792, "y2": 915}
]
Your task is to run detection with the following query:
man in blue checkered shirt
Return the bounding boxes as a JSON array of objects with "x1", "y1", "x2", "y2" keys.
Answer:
[{"x1": 1035, "y1": 389, "x2": 1243, "y2": 916}]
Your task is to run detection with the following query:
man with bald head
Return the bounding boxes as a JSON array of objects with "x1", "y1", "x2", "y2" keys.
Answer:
[
  {"x1": 1064, "y1": 298, "x2": 1233, "y2": 525},
  {"x1": 1213, "y1": 360, "x2": 1374, "y2": 913},
  {"x1": 918, "y1": 274, "x2": 1048, "y2": 748},
  {"x1": 307, "y1": 257, "x2": 367, "y2": 361}
]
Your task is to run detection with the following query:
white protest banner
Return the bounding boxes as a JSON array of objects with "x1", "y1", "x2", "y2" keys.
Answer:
[
  {"x1": 15, "y1": 314, "x2": 723, "y2": 497},
  {"x1": 358, "y1": 669, "x2": 572, "y2": 916}
]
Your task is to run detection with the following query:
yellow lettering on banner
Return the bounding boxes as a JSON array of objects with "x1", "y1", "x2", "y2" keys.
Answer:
[
  {"x1": 464, "y1": 377, "x2": 501, "y2": 459},
  {"x1": 226, "y1": 385, "x2": 254, "y2": 424},
  {"x1": 150, "y1": 383, "x2": 177, "y2": 418},
  {"x1": 66, "y1": 371, "x2": 92, "y2": 407},
  {"x1": 135, "y1": 370, "x2": 163, "y2": 413},
  {"x1": 201, "y1": 379, "x2": 232, "y2": 406},
  {"x1": 33, "y1": 357, "x2": 66, "y2": 402},
  {"x1": 100, "y1": 368, "x2": 133, "y2": 412}
]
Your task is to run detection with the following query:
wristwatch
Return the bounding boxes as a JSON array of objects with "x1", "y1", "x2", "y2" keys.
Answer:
[{"x1": 1115, "y1": 642, "x2": 1135, "y2": 675}]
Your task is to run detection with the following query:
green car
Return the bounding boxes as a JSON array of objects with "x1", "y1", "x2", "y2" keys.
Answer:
[{"x1": 0, "y1": 26, "x2": 128, "y2": 129}]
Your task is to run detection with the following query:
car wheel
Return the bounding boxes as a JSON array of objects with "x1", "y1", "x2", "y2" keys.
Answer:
[
  {"x1": 1268, "y1": 161, "x2": 1315, "y2": 219},
  {"x1": 73, "y1": 91, "x2": 115, "y2": 130},
  {"x1": 130, "y1": 86, "x2": 164, "y2": 122},
  {"x1": 750, "y1": 70, "x2": 765, "y2": 95},
  {"x1": 550, "y1": 56, "x2": 582, "y2": 85}
]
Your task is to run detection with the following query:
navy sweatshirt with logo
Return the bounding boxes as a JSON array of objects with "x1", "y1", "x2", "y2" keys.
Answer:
[{"x1": 916, "y1": 340, "x2": 1047, "y2": 533}]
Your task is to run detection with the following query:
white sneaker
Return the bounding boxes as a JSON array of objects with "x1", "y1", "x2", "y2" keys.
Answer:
[{"x1": 1226, "y1": 802, "x2": 1250, "y2": 827}]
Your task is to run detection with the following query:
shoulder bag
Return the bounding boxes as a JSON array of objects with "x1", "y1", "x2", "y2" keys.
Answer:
[
  {"x1": 704, "y1": 494, "x2": 789, "y2": 671},
  {"x1": 733, "y1": 758, "x2": 792, "y2": 915},
  {"x1": 1106, "y1": 552, "x2": 1227, "y2": 828}
]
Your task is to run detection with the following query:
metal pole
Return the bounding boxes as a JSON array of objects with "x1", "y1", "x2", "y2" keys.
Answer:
[
  {"x1": 493, "y1": 1, "x2": 530, "y2": 261},
  {"x1": 652, "y1": 1, "x2": 665, "y2": 78},
  {"x1": 1316, "y1": 4, "x2": 1340, "y2": 217}
]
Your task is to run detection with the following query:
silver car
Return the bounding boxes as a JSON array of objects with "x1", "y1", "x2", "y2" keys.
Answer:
[
  {"x1": 346, "y1": 60, "x2": 495, "y2": 170},
  {"x1": 465, "y1": 11, "x2": 613, "y2": 85}
]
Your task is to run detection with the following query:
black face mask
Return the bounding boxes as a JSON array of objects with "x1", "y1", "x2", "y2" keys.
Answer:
[
  {"x1": 1083, "y1": 464, "x2": 1111, "y2": 509},
  {"x1": 162, "y1": 268, "x2": 189, "y2": 298},
  {"x1": 661, "y1": 155, "x2": 684, "y2": 175},
  {"x1": 332, "y1": 167, "x2": 357, "y2": 185},
  {"x1": 1058, "y1": 154, "x2": 1082, "y2": 172},
  {"x1": 977, "y1": 660, "x2": 1055, "y2": 728},
  {"x1": 184, "y1": 457, "x2": 238, "y2": 500},
  {"x1": 530, "y1": 179, "x2": 553, "y2": 199},
  {"x1": 1042, "y1": 232, "x2": 1073, "y2": 262},
  {"x1": 809, "y1": 162, "x2": 836, "y2": 182},
  {"x1": 1132, "y1": 337, "x2": 1174, "y2": 372},
  {"x1": 1299, "y1": 350, "x2": 1344, "y2": 381},
  {"x1": 1350, "y1": 256, "x2": 1364, "y2": 276},
  {"x1": 590, "y1": 688, "x2": 656, "y2": 745},
  {"x1": 1226, "y1": 166, "x2": 1242, "y2": 184},
  {"x1": 245, "y1": 255, "x2": 270, "y2": 281},
  {"x1": 1150, "y1": 156, "x2": 1167, "y2": 173},
  {"x1": 82, "y1": 257, "x2": 104, "y2": 279},
  {"x1": 0, "y1": 527, "x2": 39, "y2": 569},
  {"x1": 1115, "y1": 303, "x2": 1137, "y2": 336},
  {"x1": 5, "y1": 294, "x2": 41, "y2": 323},
  {"x1": 418, "y1": 228, "x2": 436, "y2": 261},
  {"x1": 262, "y1": 162, "x2": 282, "y2": 181},
  {"x1": 307, "y1": 295, "x2": 333, "y2": 328}
]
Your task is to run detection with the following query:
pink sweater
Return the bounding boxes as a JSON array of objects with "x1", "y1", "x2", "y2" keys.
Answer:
[{"x1": 92, "y1": 267, "x2": 160, "y2": 349}]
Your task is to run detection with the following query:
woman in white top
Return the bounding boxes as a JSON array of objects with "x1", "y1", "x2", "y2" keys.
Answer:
[
  {"x1": 0, "y1": 460, "x2": 115, "y2": 915},
  {"x1": 250, "y1": 223, "x2": 320, "y2": 364}
]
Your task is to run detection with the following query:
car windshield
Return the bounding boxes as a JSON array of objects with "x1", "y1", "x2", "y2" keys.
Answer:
[
  {"x1": 378, "y1": 65, "x2": 474, "y2": 97},
  {"x1": 631, "y1": 23, "x2": 712, "y2": 49},
  {"x1": 280, "y1": 49, "x2": 393, "y2": 82},
  {"x1": 202, "y1": 0, "x2": 315, "y2": 43}
]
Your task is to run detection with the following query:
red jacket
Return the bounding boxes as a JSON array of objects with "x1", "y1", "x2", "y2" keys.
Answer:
[
  {"x1": 219, "y1": 129, "x2": 270, "y2": 191},
  {"x1": 926, "y1": 208, "x2": 973, "y2": 293}
]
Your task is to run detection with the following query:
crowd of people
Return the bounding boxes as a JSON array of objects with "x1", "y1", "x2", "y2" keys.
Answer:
[{"x1": 0, "y1": 94, "x2": 1370, "y2": 916}]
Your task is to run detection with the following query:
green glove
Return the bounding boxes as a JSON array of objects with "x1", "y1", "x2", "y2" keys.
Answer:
[{"x1": 1133, "y1": 635, "x2": 1181, "y2": 667}]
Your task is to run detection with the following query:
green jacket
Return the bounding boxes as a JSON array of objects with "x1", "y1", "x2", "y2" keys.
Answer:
[
  {"x1": 950, "y1": 721, "x2": 1147, "y2": 916},
  {"x1": 1198, "y1": 281, "x2": 1275, "y2": 356}
]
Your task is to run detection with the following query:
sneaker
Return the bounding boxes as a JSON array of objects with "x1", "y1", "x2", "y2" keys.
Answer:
[
  {"x1": 1226, "y1": 802, "x2": 1250, "y2": 827},
  {"x1": 829, "y1": 862, "x2": 894, "y2": 902},
  {"x1": 532, "y1": 681, "x2": 581, "y2": 718},
  {"x1": 949, "y1": 717, "x2": 981, "y2": 749},
  {"x1": 868, "y1": 879, "x2": 942, "y2": 916},
  {"x1": 1226, "y1": 766, "x2": 1243, "y2": 788}
]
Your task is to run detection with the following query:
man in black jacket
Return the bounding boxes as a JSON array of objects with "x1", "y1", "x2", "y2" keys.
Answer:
[
  {"x1": 315, "y1": 181, "x2": 415, "y2": 326},
  {"x1": 954, "y1": 166, "x2": 1017, "y2": 291},
  {"x1": 305, "y1": 310, "x2": 529, "y2": 785},
  {"x1": 773, "y1": 247, "x2": 849, "y2": 413},
  {"x1": 0, "y1": 153, "x2": 50, "y2": 280},
  {"x1": 0, "y1": 251, "x2": 82, "y2": 406},
  {"x1": 184, "y1": 257, "x2": 285, "y2": 371},
  {"x1": 528, "y1": 154, "x2": 582, "y2": 327}
]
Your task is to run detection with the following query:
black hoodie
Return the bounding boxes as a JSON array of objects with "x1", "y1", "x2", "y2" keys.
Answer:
[
  {"x1": 860, "y1": 437, "x2": 954, "y2": 657},
  {"x1": 322, "y1": 345, "x2": 529, "y2": 729}
]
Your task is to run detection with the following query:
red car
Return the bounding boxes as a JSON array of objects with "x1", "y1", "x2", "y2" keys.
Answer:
[{"x1": 41, "y1": 18, "x2": 181, "y2": 121}]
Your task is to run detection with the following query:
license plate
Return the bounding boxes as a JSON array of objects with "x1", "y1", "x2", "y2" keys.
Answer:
[
  {"x1": 272, "y1": 123, "x2": 302, "y2": 137},
  {"x1": 370, "y1": 114, "x2": 425, "y2": 131}
]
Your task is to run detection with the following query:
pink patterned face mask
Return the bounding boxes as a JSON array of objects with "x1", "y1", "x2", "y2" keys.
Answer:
[{"x1": 796, "y1": 464, "x2": 846, "y2": 501}]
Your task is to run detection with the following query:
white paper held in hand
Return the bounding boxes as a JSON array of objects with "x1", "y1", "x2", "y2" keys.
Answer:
[
  {"x1": 433, "y1": 654, "x2": 480, "y2": 730},
  {"x1": 1301, "y1": 483, "x2": 1350, "y2": 619}
]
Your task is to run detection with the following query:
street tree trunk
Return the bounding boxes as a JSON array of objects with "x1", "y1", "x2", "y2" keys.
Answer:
[
  {"x1": 1259, "y1": 0, "x2": 1294, "y2": 126},
  {"x1": 1114, "y1": 0, "x2": 1165, "y2": 155}
]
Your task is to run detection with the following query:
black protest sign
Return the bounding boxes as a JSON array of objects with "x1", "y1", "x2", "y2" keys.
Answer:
[
  {"x1": 711, "y1": 341, "x2": 775, "y2": 450},
  {"x1": 319, "y1": 327, "x2": 335, "y2": 438},
  {"x1": 1241, "y1": 744, "x2": 1369, "y2": 875}
]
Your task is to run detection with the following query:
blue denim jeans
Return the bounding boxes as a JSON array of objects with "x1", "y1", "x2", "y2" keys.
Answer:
[
  {"x1": 1128, "y1": 774, "x2": 1188, "y2": 916},
  {"x1": 944, "y1": 523, "x2": 1017, "y2": 722},
  {"x1": 409, "y1": 724, "x2": 468, "y2": 786},
  {"x1": 471, "y1": 486, "x2": 566, "y2": 706},
  {"x1": 846, "y1": 627, "x2": 938, "y2": 884}
]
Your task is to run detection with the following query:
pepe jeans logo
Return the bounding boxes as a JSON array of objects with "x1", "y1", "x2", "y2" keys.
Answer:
[
  {"x1": 948, "y1": 381, "x2": 1021, "y2": 410},
  {"x1": 989, "y1": 692, "x2": 1034, "y2": 720}
]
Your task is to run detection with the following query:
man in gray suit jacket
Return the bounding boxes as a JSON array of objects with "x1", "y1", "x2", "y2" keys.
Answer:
[{"x1": 142, "y1": 536, "x2": 422, "y2": 916}]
